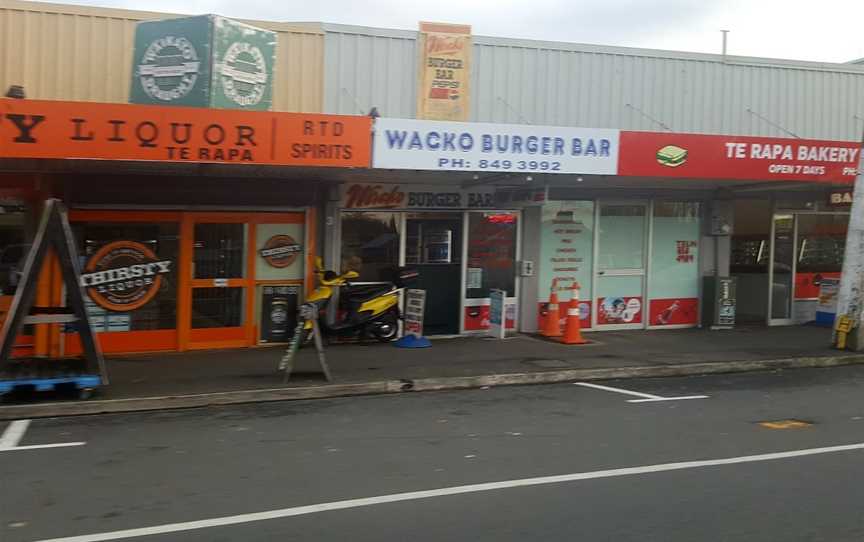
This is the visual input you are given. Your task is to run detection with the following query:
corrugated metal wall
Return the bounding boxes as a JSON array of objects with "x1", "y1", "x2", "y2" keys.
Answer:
[
  {"x1": 322, "y1": 26, "x2": 864, "y2": 141},
  {"x1": 323, "y1": 24, "x2": 417, "y2": 118},
  {"x1": 0, "y1": 0, "x2": 324, "y2": 112},
  {"x1": 471, "y1": 37, "x2": 864, "y2": 141}
]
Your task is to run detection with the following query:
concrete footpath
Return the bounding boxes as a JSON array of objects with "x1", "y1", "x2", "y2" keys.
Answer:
[{"x1": 1, "y1": 325, "x2": 860, "y2": 419}]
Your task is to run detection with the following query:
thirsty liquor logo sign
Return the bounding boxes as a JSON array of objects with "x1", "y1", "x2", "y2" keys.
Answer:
[
  {"x1": 259, "y1": 235, "x2": 302, "y2": 268},
  {"x1": 81, "y1": 241, "x2": 172, "y2": 312},
  {"x1": 220, "y1": 42, "x2": 269, "y2": 107},
  {"x1": 137, "y1": 36, "x2": 202, "y2": 103}
]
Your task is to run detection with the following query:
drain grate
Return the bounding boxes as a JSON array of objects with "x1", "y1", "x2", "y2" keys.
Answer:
[{"x1": 758, "y1": 419, "x2": 813, "y2": 429}]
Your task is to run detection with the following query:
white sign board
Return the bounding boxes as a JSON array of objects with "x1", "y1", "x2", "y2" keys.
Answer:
[
  {"x1": 374, "y1": 118, "x2": 620, "y2": 175},
  {"x1": 489, "y1": 289, "x2": 506, "y2": 339},
  {"x1": 404, "y1": 289, "x2": 426, "y2": 338}
]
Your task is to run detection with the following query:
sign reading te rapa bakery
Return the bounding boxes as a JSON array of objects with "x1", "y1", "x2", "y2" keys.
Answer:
[
  {"x1": 619, "y1": 131, "x2": 860, "y2": 183},
  {"x1": 373, "y1": 118, "x2": 619, "y2": 175}
]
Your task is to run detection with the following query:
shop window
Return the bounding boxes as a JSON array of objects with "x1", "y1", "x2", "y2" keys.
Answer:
[
  {"x1": 74, "y1": 222, "x2": 179, "y2": 332},
  {"x1": 794, "y1": 214, "x2": 847, "y2": 300},
  {"x1": 466, "y1": 212, "x2": 517, "y2": 298},
  {"x1": 539, "y1": 201, "x2": 594, "y2": 328},
  {"x1": 648, "y1": 202, "x2": 701, "y2": 327},
  {"x1": 194, "y1": 223, "x2": 246, "y2": 279},
  {"x1": 191, "y1": 288, "x2": 244, "y2": 328},
  {"x1": 0, "y1": 203, "x2": 28, "y2": 297},
  {"x1": 597, "y1": 204, "x2": 646, "y2": 270},
  {"x1": 340, "y1": 212, "x2": 400, "y2": 282}
]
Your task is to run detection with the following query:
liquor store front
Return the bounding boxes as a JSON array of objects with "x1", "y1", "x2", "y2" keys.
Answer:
[
  {"x1": 337, "y1": 183, "x2": 520, "y2": 335},
  {"x1": 61, "y1": 209, "x2": 313, "y2": 355}
]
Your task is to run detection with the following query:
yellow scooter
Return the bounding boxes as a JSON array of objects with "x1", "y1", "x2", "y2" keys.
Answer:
[{"x1": 303, "y1": 258, "x2": 415, "y2": 343}]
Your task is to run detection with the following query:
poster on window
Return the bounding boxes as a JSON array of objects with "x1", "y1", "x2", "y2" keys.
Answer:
[
  {"x1": 538, "y1": 201, "x2": 594, "y2": 328},
  {"x1": 417, "y1": 22, "x2": 471, "y2": 121},
  {"x1": 648, "y1": 203, "x2": 701, "y2": 327},
  {"x1": 648, "y1": 298, "x2": 699, "y2": 326},
  {"x1": 597, "y1": 296, "x2": 643, "y2": 325}
]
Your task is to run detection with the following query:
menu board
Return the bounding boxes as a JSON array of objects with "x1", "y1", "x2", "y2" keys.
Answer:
[{"x1": 539, "y1": 201, "x2": 594, "y2": 326}]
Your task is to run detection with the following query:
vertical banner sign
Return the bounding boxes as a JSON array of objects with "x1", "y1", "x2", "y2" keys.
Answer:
[
  {"x1": 489, "y1": 289, "x2": 506, "y2": 339},
  {"x1": 417, "y1": 22, "x2": 472, "y2": 121},
  {"x1": 404, "y1": 289, "x2": 427, "y2": 338}
]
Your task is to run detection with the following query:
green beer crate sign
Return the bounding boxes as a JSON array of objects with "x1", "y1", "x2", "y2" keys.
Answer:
[{"x1": 130, "y1": 15, "x2": 276, "y2": 111}]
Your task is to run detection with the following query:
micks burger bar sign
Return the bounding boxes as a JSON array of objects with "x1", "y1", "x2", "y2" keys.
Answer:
[{"x1": 0, "y1": 99, "x2": 371, "y2": 167}]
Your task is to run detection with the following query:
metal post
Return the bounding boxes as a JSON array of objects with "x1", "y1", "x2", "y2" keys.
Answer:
[{"x1": 834, "y1": 141, "x2": 864, "y2": 348}]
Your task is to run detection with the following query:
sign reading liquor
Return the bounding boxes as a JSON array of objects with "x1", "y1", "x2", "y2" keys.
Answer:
[
  {"x1": 417, "y1": 22, "x2": 472, "y2": 121},
  {"x1": 619, "y1": 131, "x2": 860, "y2": 183},
  {"x1": 373, "y1": 118, "x2": 619, "y2": 174},
  {"x1": 341, "y1": 183, "x2": 495, "y2": 209},
  {"x1": 80, "y1": 241, "x2": 172, "y2": 312},
  {"x1": 0, "y1": 99, "x2": 371, "y2": 167}
]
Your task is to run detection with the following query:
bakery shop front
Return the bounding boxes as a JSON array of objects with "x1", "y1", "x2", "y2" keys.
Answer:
[{"x1": 0, "y1": 98, "x2": 371, "y2": 357}]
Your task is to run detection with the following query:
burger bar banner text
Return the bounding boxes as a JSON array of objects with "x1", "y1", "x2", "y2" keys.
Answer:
[
  {"x1": 417, "y1": 22, "x2": 471, "y2": 121},
  {"x1": 0, "y1": 99, "x2": 371, "y2": 167},
  {"x1": 619, "y1": 131, "x2": 860, "y2": 183},
  {"x1": 373, "y1": 118, "x2": 620, "y2": 175}
]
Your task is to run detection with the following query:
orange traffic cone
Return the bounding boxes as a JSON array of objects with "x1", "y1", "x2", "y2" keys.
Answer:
[
  {"x1": 559, "y1": 282, "x2": 588, "y2": 345},
  {"x1": 542, "y1": 279, "x2": 563, "y2": 337}
]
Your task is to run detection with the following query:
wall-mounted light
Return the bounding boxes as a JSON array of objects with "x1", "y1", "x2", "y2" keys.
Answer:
[{"x1": 5, "y1": 85, "x2": 25, "y2": 99}]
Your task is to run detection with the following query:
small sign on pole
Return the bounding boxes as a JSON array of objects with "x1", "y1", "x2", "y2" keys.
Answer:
[
  {"x1": 395, "y1": 289, "x2": 431, "y2": 348},
  {"x1": 489, "y1": 289, "x2": 506, "y2": 339},
  {"x1": 404, "y1": 289, "x2": 426, "y2": 337}
]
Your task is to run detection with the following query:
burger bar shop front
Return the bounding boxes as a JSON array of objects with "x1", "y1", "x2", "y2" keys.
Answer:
[
  {"x1": 59, "y1": 209, "x2": 314, "y2": 355},
  {"x1": 337, "y1": 183, "x2": 520, "y2": 335}
]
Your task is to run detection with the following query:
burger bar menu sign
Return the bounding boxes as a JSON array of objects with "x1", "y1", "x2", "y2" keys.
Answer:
[
  {"x1": 619, "y1": 131, "x2": 860, "y2": 183},
  {"x1": 0, "y1": 99, "x2": 371, "y2": 167},
  {"x1": 417, "y1": 22, "x2": 471, "y2": 122}
]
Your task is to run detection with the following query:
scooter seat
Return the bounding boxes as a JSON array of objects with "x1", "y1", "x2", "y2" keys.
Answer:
[{"x1": 344, "y1": 284, "x2": 394, "y2": 304}]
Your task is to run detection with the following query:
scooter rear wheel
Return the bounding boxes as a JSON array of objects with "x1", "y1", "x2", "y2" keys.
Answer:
[{"x1": 370, "y1": 311, "x2": 399, "y2": 342}]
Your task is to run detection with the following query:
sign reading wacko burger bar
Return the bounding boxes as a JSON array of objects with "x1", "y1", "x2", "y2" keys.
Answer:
[{"x1": 80, "y1": 241, "x2": 172, "y2": 312}]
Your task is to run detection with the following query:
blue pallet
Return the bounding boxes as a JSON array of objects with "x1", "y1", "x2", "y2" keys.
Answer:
[{"x1": 0, "y1": 375, "x2": 101, "y2": 394}]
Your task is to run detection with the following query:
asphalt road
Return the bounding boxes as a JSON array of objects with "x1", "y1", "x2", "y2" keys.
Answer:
[{"x1": 3, "y1": 365, "x2": 864, "y2": 541}]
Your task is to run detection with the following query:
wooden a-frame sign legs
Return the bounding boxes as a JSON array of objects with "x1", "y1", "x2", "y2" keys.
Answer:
[{"x1": 0, "y1": 199, "x2": 107, "y2": 383}]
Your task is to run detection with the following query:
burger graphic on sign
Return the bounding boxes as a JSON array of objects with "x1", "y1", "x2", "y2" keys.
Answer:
[
  {"x1": 656, "y1": 145, "x2": 688, "y2": 168},
  {"x1": 259, "y1": 235, "x2": 302, "y2": 268},
  {"x1": 80, "y1": 241, "x2": 172, "y2": 312}
]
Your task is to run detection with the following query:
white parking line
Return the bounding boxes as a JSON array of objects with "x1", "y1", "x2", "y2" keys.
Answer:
[
  {"x1": 0, "y1": 419, "x2": 31, "y2": 448},
  {"x1": 35, "y1": 441, "x2": 864, "y2": 542},
  {"x1": 0, "y1": 419, "x2": 86, "y2": 452},
  {"x1": 574, "y1": 382, "x2": 708, "y2": 403}
]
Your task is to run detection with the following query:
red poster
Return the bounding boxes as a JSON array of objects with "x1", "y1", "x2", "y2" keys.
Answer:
[
  {"x1": 794, "y1": 272, "x2": 840, "y2": 299},
  {"x1": 538, "y1": 300, "x2": 591, "y2": 330},
  {"x1": 464, "y1": 305, "x2": 515, "y2": 331},
  {"x1": 597, "y1": 296, "x2": 642, "y2": 325},
  {"x1": 649, "y1": 298, "x2": 699, "y2": 326},
  {"x1": 619, "y1": 131, "x2": 860, "y2": 183}
]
